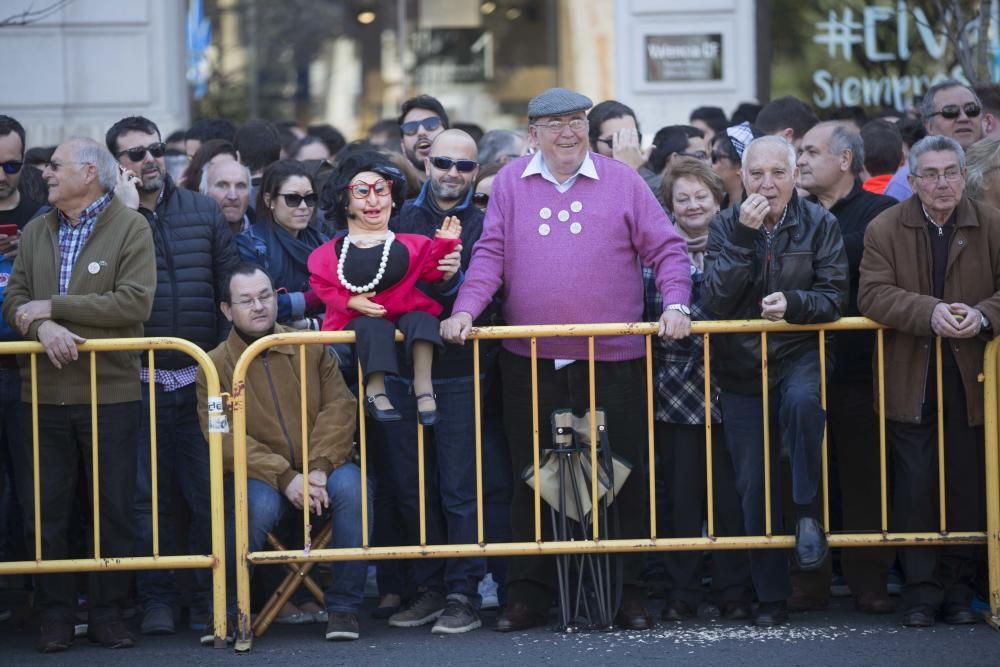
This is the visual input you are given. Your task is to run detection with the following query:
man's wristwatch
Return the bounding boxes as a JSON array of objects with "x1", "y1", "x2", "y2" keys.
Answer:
[{"x1": 665, "y1": 303, "x2": 691, "y2": 317}]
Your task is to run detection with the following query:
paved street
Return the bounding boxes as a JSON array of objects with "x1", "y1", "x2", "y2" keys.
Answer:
[{"x1": 2, "y1": 596, "x2": 998, "y2": 666}]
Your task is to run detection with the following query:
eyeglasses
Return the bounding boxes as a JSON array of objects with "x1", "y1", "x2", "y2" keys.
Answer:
[
  {"x1": 473, "y1": 192, "x2": 489, "y2": 208},
  {"x1": 430, "y1": 156, "x2": 478, "y2": 173},
  {"x1": 230, "y1": 292, "x2": 275, "y2": 310},
  {"x1": 711, "y1": 150, "x2": 736, "y2": 165},
  {"x1": 115, "y1": 142, "x2": 167, "y2": 162},
  {"x1": 929, "y1": 102, "x2": 982, "y2": 120},
  {"x1": 346, "y1": 178, "x2": 393, "y2": 199},
  {"x1": 1, "y1": 161, "x2": 23, "y2": 175},
  {"x1": 913, "y1": 169, "x2": 964, "y2": 183},
  {"x1": 597, "y1": 137, "x2": 614, "y2": 148},
  {"x1": 532, "y1": 118, "x2": 588, "y2": 133},
  {"x1": 400, "y1": 116, "x2": 442, "y2": 136},
  {"x1": 279, "y1": 192, "x2": 318, "y2": 208},
  {"x1": 678, "y1": 150, "x2": 710, "y2": 161}
]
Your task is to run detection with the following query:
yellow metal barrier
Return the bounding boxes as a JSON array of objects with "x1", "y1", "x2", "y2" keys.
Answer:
[
  {"x1": 229, "y1": 317, "x2": 1000, "y2": 650},
  {"x1": 0, "y1": 337, "x2": 230, "y2": 648}
]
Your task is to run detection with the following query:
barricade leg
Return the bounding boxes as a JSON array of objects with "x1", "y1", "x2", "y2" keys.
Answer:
[{"x1": 983, "y1": 340, "x2": 1000, "y2": 628}]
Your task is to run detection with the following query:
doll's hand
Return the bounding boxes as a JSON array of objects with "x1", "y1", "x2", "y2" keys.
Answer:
[
  {"x1": 436, "y1": 215, "x2": 463, "y2": 240},
  {"x1": 347, "y1": 292, "x2": 386, "y2": 318},
  {"x1": 437, "y1": 247, "x2": 462, "y2": 283}
]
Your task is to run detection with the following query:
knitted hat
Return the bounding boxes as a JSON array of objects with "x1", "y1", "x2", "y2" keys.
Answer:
[{"x1": 527, "y1": 88, "x2": 593, "y2": 120}]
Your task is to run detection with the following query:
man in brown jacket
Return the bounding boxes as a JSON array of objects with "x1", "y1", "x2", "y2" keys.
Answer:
[
  {"x1": 858, "y1": 134, "x2": 1000, "y2": 628},
  {"x1": 2, "y1": 137, "x2": 157, "y2": 652},
  {"x1": 196, "y1": 263, "x2": 368, "y2": 642}
]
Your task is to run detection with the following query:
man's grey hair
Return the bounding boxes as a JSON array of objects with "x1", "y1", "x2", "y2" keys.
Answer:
[
  {"x1": 69, "y1": 137, "x2": 118, "y2": 192},
  {"x1": 827, "y1": 123, "x2": 865, "y2": 177},
  {"x1": 741, "y1": 135, "x2": 797, "y2": 178},
  {"x1": 199, "y1": 160, "x2": 252, "y2": 196},
  {"x1": 908, "y1": 134, "x2": 966, "y2": 174},
  {"x1": 919, "y1": 79, "x2": 982, "y2": 123},
  {"x1": 477, "y1": 129, "x2": 525, "y2": 165}
]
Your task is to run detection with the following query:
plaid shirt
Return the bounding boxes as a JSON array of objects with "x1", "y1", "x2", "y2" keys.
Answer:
[
  {"x1": 140, "y1": 365, "x2": 199, "y2": 392},
  {"x1": 57, "y1": 192, "x2": 112, "y2": 295},
  {"x1": 643, "y1": 265, "x2": 721, "y2": 425}
]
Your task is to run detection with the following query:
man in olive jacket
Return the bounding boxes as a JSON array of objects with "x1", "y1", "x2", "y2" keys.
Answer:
[
  {"x1": 2, "y1": 138, "x2": 156, "y2": 652},
  {"x1": 196, "y1": 264, "x2": 368, "y2": 641},
  {"x1": 858, "y1": 135, "x2": 1000, "y2": 628}
]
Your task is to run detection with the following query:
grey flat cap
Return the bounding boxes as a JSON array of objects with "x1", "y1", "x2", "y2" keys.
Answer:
[{"x1": 527, "y1": 88, "x2": 593, "y2": 120}]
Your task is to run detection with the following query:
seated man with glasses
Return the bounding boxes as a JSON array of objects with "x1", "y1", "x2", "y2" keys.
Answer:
[
  {"x1": 398, "y1": 95, "x2": 449, "y2": 181},
  {"x1": 105, "y1": 115, "x2": 240, "y2": 636},
  {"x1": 859, "y1": 135, "x2": 1000, "y2": 628},
  {"x1": 196, "y1": 263, "x2": 370, "y2": 642}
]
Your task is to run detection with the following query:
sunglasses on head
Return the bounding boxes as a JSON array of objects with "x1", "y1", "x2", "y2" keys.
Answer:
[
  {"x1": 430, "y1": 156, "x2": 478, "y2": 173},
  {"x1": 346, "y1": 178, "x2": 393, "y2": 199},
  {"x1": 279, "y1": 192, "x2": 317, "y2": 208},
  {"x1": 930, "y1": 102, "x2": 982, "y2": 120},
  {"x1": 115, "y1": 142, "x2": 166, "y2": 162},
  {"x1": 400, "y1": 116, "x2": 442, "y2": 136},
  {"x1": 473, "y1": 192, "x2": 489, "y2": 208},
  {"x1": 1, "y1": 161, "x2": 23, "y2": 175}
]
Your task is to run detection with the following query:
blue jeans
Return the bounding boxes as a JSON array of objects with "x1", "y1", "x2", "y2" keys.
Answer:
[
  {"x1": 719, "y1": 350, "x2": 825, "y2": 602},
  {"x1": 244, "y1": 464, "x2": 371, "y2": 613},
  {"x1": 381, "y1": 375, "x2": 486, "y2": 605},
  {"x1": 133, "y1": 383, "x2": 212, "y2": 613}
]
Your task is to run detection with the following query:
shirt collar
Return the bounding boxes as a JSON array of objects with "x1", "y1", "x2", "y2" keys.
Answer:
[
  {"x1": 58, "y1": 191, "x2": 113, "y2": 227},
  {"x1": 521, "y1": 151, "x2": 599, "y2": 186}
]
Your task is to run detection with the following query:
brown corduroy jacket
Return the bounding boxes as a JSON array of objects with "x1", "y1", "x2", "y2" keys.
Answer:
[
  {"x1": 858, "y1": 196, "x2": 1000, "y2": 426},
  {"x1": 196, "y1": 324, "x2": 356, "y2": 492},
  {"x1": 2, "y1": 196, "x2": 156, "y2": 405}
]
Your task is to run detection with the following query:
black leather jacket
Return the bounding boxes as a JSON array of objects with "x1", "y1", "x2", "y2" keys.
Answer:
[{"x1": 703, "y1": 192, "x2": 849, "y2": 394}]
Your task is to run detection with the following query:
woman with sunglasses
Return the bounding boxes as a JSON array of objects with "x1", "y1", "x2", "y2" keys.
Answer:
[
  {"x1": 308, "y1": 150, "x2": 461, "y2": 424},
  {"x1": 236, "y1": 159, "x2": 328, "y2": 330}
]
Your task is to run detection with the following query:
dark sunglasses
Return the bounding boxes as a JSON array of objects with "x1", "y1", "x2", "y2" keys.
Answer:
[
  {"x1": 115, "y1": 142, "x2": 166, "y2": 162},
  {"x1": 279, "y1": 192, "x2": 317, "y2": 208},
  {"x1": 430, "y1": 156, "x2": 478, "y2": 173},
  {"x1": 930, "y1": 102, "x2": 982, "y2": 120},
  {"x1": 400, "y1": 116, "x2": 442, "y2": 136},
  {"x1": 1, "y1": 160, "x2": 23, "y2": 175},
  {"x1": 597, "y1": 137, "x2": 614, "y2": 148},
  {"x1": 678, "y1": 150, "x2": 710, "y2": 161},
  {"x1": 346, "y1": 178, "x2": 393, "y2": 199},
  {"x1": 711, "y1": 150, "x2": 736, "y2": 164},
  {"x1": 473, "y1": 192, "x2": 489, "y2": 208}
]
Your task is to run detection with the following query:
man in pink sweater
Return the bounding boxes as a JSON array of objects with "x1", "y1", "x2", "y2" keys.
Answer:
[{"x1": 442, "y1": 87, "x2": 691, "y2": 632}]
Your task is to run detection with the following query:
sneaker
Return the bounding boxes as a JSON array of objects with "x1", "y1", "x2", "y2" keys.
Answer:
[
  {"x1": 479, "y1": 573, "x2": 499, "y2": 610},
  {"x1": 200, "y1": 615, "x2": 237, "y2": 646},
  {"x1": 431, "y1": 598, "x2": 482, "y2": 635},
  {"x1": 388, "y1": 590, "x2": 446, "y2": 628},
  {"x1": 325, "y1": 612, "x2": 360, "y2": 641},
  {"x1": 140, "y1": 606, "x2": 175, "y2": 635}
]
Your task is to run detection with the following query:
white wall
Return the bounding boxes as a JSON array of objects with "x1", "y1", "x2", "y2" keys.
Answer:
[
  {"x1": 1, "y1": 0, "x2": 189, "y2": 149},
  {"x1": 613, "y1": 0, "x2": 757, "y2": 137}
]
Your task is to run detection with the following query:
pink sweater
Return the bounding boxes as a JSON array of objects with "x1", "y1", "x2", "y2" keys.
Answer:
[{"x1": 453, "y1": 153, "x2": 691, "y2": 360}]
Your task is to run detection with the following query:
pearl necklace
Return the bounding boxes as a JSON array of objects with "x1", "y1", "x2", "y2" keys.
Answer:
[{"x1": 336, "y1": 231, "x2": 395, "y2": 294}]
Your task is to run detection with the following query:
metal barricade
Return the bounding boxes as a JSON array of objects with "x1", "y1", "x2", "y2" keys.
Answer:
[
  {"x1": 229, "y1": 318, "x2": 1000, "y2": 651},
  {"x1": 0, "y1": 337, "x2": 230, "y2": 648}
]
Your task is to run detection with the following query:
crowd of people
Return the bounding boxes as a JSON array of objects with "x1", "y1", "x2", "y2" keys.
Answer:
[{"x1": 0, "y1": 77, "x2": 999, "y2": 653}]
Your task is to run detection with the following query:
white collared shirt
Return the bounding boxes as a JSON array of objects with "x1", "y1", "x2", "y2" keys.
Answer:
[{"x1": 521, "y1": 151, "x2": 599, "y2": 193}]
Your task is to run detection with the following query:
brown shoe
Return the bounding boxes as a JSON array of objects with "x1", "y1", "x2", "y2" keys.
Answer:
[
  {"x1": 494, "y1": 602, "x2": 547, "y2": 632},
  {"x1": 786, "y1": 586, "x2": 829, "y2": 612},
  {"x1": 87, "y1": 619, "x2": 135, "y2": 649},
  {"x1": 856, "y1": 591, "x2": 894, "y2": 615},
  {"x1": 38, "y1": 620, "x2": 74, "y2": 653},
  {"x1": 616, "y1": 598, "x2": 654, "y2": 631}
]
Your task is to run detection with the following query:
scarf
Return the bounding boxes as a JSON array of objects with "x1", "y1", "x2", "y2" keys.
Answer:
[
  {"x1": 673, "y1": 222, "x2": 709, "y2": 272},
  {"x1": 253, "y1": 220, "x2": 328, "y2": 292}
]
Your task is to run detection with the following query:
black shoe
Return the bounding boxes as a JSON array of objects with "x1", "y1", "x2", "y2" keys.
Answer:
[
  {"x1": 721, "y1": 601, "x2": 752, "y2": 621},
  {"x1": 753, "y1": 601, "x2": 788, "y2": 627},
  {"x1": 793, "y1": 517, "x2": 828, "y2": 571},
  {"x1": 87, "y1": 620, "x2": 135, "y2": 649},
  {"x1": 415, "y1": 393, "x2": 439, "y2": 426},
  {"x1": 365, "y1": 393, "x2": 401, "y2": 422},
  {"x1": 661, "y1": 599, "x2": 695, "y2": 622},
  {"x1": 902, "y1": 604, "x2": 935, "y2": 628},
  {"x1": 38, "y1": 620, "x2": 74, "y2": 653},
  {"x1": 942, "y1": 604, "x2": 978, "y2": 625}
]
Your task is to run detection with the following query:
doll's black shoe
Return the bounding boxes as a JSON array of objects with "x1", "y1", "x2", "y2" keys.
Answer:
[
  {"x1": 415, "y1": 393, "x2": 439, "y2": 426},
  {"x1": 365, "y1": 393, "x2": 401, "y2": 422}
]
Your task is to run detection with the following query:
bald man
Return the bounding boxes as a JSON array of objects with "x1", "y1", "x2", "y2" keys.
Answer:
[{"x1": 376, "y1": 129, "x2": 507, "y2": 635}]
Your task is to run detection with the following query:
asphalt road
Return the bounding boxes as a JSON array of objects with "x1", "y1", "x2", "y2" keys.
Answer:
[{"x1": 2, "y1": 597, "x2": 998, "y2": 666}]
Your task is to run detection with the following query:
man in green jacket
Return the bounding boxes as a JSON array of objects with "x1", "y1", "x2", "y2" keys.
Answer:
[{"x1": 2, "y1": 137, "x2": 156, "y2": 652}]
